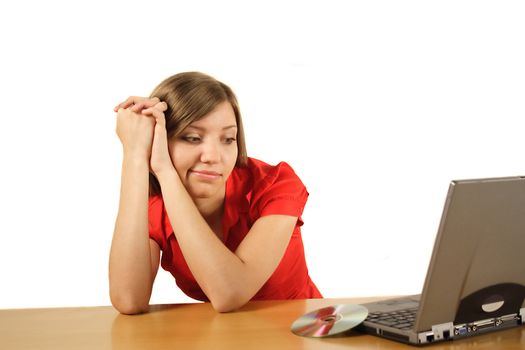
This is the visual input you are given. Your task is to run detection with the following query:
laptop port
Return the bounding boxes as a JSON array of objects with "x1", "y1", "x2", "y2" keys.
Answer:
[
  {"x1": 454, "y1": 326, "x2": 468, "y2": 336},
  {"x1": 426, "y1": 333, "x2": 434, "y2": 342},
  {"x1": 474, "y1": 320, "x2": 495, "y2": 331}
]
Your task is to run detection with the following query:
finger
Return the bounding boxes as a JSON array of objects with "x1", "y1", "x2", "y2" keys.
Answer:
[
  {"x1": 114, "y1": 96, "x2": 158, "y2": 112},
  {"x1": 155, "y1": 101, "x2": 168, "y2": 112},
  {"x1": 130, "y1": 97, "x2": 161, "y2": 113},
  {"x1": 142, "y1": 107, "x2": 166, "y2": 126},
  {"x1": 130, "y1": 102, "x2": 146, "y2": 112},
  {"x1": 114, "y1": 97, "x2": 137, "y2": 112},
  {"x1": 141, "y1": 101, "x2": 167, "y2": 116},
  {"x1": 142, "y1": 101, "x2": 168, "y2": 114},
  {"x1": 113, "y1": 96, "x2": 146, "y2": 111}
]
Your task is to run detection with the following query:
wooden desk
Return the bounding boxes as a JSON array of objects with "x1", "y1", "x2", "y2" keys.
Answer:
[{"x1": 1, "y1": 297, "x2": 524, "y2": 349}]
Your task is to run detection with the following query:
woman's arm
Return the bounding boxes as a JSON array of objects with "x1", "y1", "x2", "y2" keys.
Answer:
[
  {"x1": 157, "y1": 169, "x2": 298, "y2": 313},
  {"x1": 109, "y1": 156, "x2": 160, "y2": 314},
  {"x1": 108, "y1": 98, "x2": 165, "y2": 314},
  {"x1": 124, "y1": 97, "x2": 298, "y2": 312}
]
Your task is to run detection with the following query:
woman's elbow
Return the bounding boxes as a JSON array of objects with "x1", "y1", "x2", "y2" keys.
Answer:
[
  {"x1": 209, "y1": 291, "x2": 247, "y2": 313},
  {"x1": 110, "y1": 293, "x2": 149, "y2": 315},
  {"x1": 211, "y1": 301, "x2": 238, "y2": 313}
]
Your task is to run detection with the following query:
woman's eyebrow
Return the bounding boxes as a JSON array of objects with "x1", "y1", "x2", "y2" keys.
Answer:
[{"x1": 187, "y1": 125, "x2": 238, "y2": 131}]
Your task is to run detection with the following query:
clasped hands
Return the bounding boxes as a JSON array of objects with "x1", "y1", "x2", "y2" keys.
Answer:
[{"x1": 114, "y1": 96, "x2": 175, "y2": 177}]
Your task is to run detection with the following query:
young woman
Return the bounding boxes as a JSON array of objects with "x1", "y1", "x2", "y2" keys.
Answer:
[{"x1": 109, "y1": 72, "x2": 321, "y2": 314}]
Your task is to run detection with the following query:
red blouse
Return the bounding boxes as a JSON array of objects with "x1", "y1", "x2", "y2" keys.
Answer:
[{"x1": 148, "y1": 157, "x2": 322, "y2": 301}]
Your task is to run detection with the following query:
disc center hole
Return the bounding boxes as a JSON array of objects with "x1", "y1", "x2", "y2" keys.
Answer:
[{"x1": 321, "y1": 315, "x2": 337, "y2": 323}]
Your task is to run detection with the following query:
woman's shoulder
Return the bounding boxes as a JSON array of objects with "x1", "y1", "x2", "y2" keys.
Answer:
[
  {"x1": 230, "y1": 157, "x2": 307, "y2": 201},
  {"x1": 232, "y1": 157, "x2": 303, "y2": 186},
  {"x1": 237, "y1": 158, "x2": 308, "y2": 219}
]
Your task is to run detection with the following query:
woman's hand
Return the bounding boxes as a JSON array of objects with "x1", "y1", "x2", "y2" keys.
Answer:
[
  {"x1": 141, "y1": 100, "x2": 175, "y2": 177},
  {"x1": 115, "y1": 96, "x2": 156, "y2": 160},
  {"x1": 114, "y1": 96, "x2": 175, "y2": 176}
]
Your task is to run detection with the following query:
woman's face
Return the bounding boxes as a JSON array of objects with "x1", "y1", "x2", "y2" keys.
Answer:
[{"x1": 168, "y1": 101, "x2": 238, "y2": 200}]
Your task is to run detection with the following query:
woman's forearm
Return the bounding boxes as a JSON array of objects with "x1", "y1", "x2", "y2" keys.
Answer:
[
  {"x1": 157, "y1": 170, "x2": 253, "y2": 312},
  {"x1": 109, "y1": 156, "x2": 155, "y2": 314}
]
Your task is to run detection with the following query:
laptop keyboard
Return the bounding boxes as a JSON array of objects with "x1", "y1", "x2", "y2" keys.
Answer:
[{"x1": 366, "y1": 307, "x2": 418, "y2": 330}]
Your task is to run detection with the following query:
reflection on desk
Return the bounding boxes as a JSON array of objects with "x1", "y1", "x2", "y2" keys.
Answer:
[{"x1": 1, "y1": 297, "x2": 524, "y2": 350}]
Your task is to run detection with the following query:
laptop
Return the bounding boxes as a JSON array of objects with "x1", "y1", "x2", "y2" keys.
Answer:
[{"x1": 358, "y1": 176, "x2": 525, "y2": 345}]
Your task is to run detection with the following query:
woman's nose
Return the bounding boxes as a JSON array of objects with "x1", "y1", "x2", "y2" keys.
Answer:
[{"x1": 200, "y1": 141, "x2": 220, "y2": 163}]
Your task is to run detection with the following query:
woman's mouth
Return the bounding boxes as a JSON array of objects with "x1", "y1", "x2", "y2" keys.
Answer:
[{"x1": 189, "y1": 169, "x2": 222, "y2": 180}]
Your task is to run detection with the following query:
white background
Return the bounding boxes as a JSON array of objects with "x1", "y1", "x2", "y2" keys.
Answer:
[{"x1": 0, "y1": 1, "x2": 523, "y2": 309}]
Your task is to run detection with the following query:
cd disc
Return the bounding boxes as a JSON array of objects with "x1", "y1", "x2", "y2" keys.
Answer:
[{"x1": 291, "y1": 304, "x2": 368, "y2": 337}]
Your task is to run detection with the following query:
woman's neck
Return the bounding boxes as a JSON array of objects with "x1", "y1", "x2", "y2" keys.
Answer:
[
  {"x1": 193, "y1": 194, "x2": 225, "y2": 241},
  {"x1": 193, "y1": 192, "x2": 225, "y2": 223}
]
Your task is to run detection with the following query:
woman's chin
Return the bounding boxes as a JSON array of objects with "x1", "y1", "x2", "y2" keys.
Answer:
[{"x1": 187, "y1": 185, "x2": 221, "y2": 200}]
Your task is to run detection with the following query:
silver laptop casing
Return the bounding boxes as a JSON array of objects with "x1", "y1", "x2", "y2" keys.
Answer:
[{"x1": 361, "y1": 176, "x2": 525, "y2": 345}]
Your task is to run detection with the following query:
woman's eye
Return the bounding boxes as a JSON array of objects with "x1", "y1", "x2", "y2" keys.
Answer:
[
  {"x1": 183, "y1": 136, "x2": 201, "y2": 143},
  {"x1": 223, "y1": 137, "x2": 237, "y2": 144}
]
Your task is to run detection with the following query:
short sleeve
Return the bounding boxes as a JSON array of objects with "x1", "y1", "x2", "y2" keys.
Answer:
[
  {"x1": 148, "y1": 195, "x2": 170, "y2": 250},
  {"x1": 251, "y1": 162, "x2": 309, "y2": 223}
]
